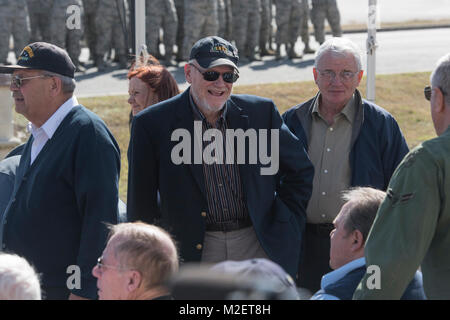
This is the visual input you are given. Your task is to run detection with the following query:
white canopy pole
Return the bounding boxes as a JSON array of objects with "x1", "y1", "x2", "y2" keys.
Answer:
[
  {"x1": 135, "y1": 0, "x2": 146, "y2": 58},
  {"x1": 366, "y1": 0, "x2": 378, "y2": 102}
]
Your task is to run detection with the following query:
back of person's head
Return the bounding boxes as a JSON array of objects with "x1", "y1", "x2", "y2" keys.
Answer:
[
  {"x1": 431, "y1": 53, "x2": 450, "y2": 106},
  {"x1": 340, "y1": 187, "x2": 386, "y2": 242},
  {"x1": 127, "y1": 57, "x2": 180, "y2": 103},
  {"x1": 107, "y1": 222, "x2": 179, "y2": 292},
  {"x1": 315, "y1": 37, "x2": 363, "y2": 71},
  {"x1": 0, "y1": 253, "x2": 41, "y2": 300},
  {"x1": 170, "y1": 259, "x2": 299, "y2": 300},
  {"x1": 211, "y1": 259, "x2": 300, "y2": 300}
]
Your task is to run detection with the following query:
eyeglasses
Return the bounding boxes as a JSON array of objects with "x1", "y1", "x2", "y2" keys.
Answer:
[
  {"x1": 424, "y1": 86, "x2": 431, "y2": 101},
  {"x1": 11, "y1": 75, "x2": 50, "y2": 88},
  {"x1": 189, "y1": 63, "x2": 239, "y2": 83},
  {"x1": 317, "y1": 69, "x2": 359, "y2": 82},
  {"x1": 424, "y1": 85, "x2": 447, "y2": 101},
  {"x1": 96, "y1": 256, "x2": 123, "y2": 272}
]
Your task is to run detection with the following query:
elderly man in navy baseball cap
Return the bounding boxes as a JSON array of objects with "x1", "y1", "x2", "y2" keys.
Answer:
[
  {"x1": 127, "y1": 35, "x2": 313, "y2": 281},
  {"x1": 0, "y1": 42, "x2": 121, "y2": 300}
]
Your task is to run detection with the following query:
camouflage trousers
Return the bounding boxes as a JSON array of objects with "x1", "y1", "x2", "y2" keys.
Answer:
[
  {"x1": 310, "y1": 0, "x2": 342, "y2": 44},
  {"x1": 50, "y1": 0, "x2": 84, "y2": 64},
  {"x1": 275, "y1": 0, "x2": 303, "y2": 46},
  {"x1": 231, "y1": 0, "x2": 261, "y2": 57},
  {"x1": 182, "y1": 0, "x2": 219, "y2": 60},
  {"x1": 0, "y1": 0, "x2": 30, "y2": 63},
  {"x1": 146, "y1": 0, "x2": 178, "y2": 57}
]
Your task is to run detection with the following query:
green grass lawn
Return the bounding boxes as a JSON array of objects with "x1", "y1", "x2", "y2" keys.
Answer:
[{"x1": 12, "y1": 71, "x2": 435, "y2": 201}]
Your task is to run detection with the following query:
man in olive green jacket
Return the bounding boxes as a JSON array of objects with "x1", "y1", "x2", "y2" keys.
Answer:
[{"x1": 354, "y1": 53, "x2": 450, "y2": 300}]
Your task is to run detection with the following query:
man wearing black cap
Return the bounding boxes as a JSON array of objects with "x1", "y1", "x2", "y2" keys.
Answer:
[
  {"x1": 0, "y1": 42, "x2": 121, "y2": 300},
  {"x1": 127, "y1": 36, "x2": 313, "y2": 279}
]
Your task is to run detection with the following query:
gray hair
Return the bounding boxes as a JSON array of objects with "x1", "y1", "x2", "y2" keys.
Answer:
[
  {"x1": 42, "y1": 71, "x2": 76, "y2": 94},
  {"x1": 0, "y1": 253, "x2": 41, "y2": 300},
  {"x1": 431, "y1": 53, "x2": 450, "y2": 105},
  {"x1": 314, "y1": 37, "x2": 363, "y2": 71},
  {"x1": 340, "y1": 187, "x2": 386, "y2": 242},
  {"x1": 107, "y1": 222, "x2": 179, "y2": 291}
]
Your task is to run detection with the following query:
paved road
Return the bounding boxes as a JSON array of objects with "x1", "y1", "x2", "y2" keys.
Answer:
[
  {"x1": 74, "y1": 27, "x2": 450, "y2": 97},
  {"x1": 337, "y1": 0, "x2": 450, "y2": 25}
]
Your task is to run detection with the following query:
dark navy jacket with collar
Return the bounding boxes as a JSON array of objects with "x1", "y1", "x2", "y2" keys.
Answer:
[
  {"x1": 127, "y1": 88, "x2": 314, "y2": 278},
  {"x1": 0, "y1": 105, "x2": 121, "y2": 299},
  {"x1": 282, "y1": 90, "x2": 409, "y2": 191}
]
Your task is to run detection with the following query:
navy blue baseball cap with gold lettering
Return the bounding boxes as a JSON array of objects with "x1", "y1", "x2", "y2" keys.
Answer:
[
  {"x1": 190, "y1": 36, "x2": 239, "y2": 72},
  {"x1": 0, "y1": 42, "x2": 75, "y2": 78}
]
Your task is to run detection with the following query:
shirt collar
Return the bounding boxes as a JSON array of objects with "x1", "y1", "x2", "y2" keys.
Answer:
[
  {"x1": 320, "y1": 257, "x2": 366, "y2": 289},
  {"x1": 29, "y1": 96, "x2": 79, "y2": 139},
  {"x1": 312, "y1": 93, "x2": 356, "y2": 124}
]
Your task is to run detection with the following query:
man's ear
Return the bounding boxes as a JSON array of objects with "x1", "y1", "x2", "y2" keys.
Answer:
[
  {"x1": 49, "y1": 76, "x2": 62, "y2": 97},
  {"x1": 433, "y1": 87, "x2": 446, "y2": 113},
  {"x1": 184, "y1": 63, "x2": 193, "y2": 84},
  {"x1": 351, "y1": 229, "x2": 365, "y2": 252},
  {"x1": 127, "y1": 270, "x2": 142, "y2": 292},
  {"x1": 313, "y1": 67, "x2": 319, "y2": 84}
]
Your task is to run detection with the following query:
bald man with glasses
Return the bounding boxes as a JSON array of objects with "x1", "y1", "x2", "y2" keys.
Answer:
[
  {"x1": 127, "y1": 36, "x2": 314, "y2": 279},
  {"x1": 283, "y1": 37, "x2": 409, "y2": 293}
]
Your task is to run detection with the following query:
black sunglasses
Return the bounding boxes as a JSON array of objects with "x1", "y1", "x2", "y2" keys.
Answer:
[
  {"x1": 190, "y1": 64, "x2": 239, "y2": 83},
  {"x1": 424, "y1": 85, "x2": 447, "y2": 101}
]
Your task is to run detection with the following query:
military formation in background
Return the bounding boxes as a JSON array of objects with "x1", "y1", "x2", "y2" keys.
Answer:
[{"x1": 0, "y1": 0, "x2": 341, "y2": 71}]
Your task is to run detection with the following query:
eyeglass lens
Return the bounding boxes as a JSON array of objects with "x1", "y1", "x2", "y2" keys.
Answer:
[
  {"x1": 424, "y1": 86, "x2": 431, "y2": 101},
  {"x1": 191, "y1": 64, "x2": 239, "y2": 83}
]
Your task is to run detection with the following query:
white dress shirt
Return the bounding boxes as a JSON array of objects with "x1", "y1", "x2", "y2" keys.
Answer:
[{"x1": 29, "y1": 96, "x2": 79, "y2": 165}]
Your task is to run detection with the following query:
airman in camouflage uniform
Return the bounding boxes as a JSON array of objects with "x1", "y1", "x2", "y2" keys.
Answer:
[
  {"x1": 217, "y1": 0, "x2": 232, "y2": 41},
  {"x1": 146, "y1": 0, "x2": 177, "y2": 65},
  {"x1": 82, "y1": 0, "x2": 98, "y2": 63},
  {"x1": 95, "y1": 0, "x2": 128, "y2": 71},
  {"x1": 50, "y1": 0, "x2": 84, "y2": 70},
  {"x1": 274, "y1": 0, "x2": 303, "y2": 59},
  {"x1": 300, "y1": 0, "x2": 315, "y2": 54},
  {"x1": 231, "y1": 0, "x2": 261, "y2": 61},
  {"x1": 174, "y1": 0, "x2": 184, "y2": 61},
  {"x1": 26, "y1": 0, "x2": 53, "y2": 43},
  {"x1": 310, "y1": 0, "x2": 342, "y2": 45},
  {"x1": 181, "y1": 0, "x2": 219, "y2": 61},
  {"x1": 259, "y1": 0, "x2": 275, "y2": 56},
  {"x1": 354, "y1": 53, "x2": 450, "y2": 300},
  {"x1": 0, "y1": 0, "x2": 30, "y2": 65}
]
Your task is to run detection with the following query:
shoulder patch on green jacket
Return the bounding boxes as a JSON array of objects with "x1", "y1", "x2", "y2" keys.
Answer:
[
  {"x1": 402, "y1": 148, "x2": 423, "y2": 168},
  {"x1": 387, "y1": 188, "x2": 415, "y2": 206}
]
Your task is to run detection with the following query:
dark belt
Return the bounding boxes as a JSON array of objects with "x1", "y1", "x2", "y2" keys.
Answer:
[
  {"x1": 205, "y1": 217, "x2": 252, "y2": 232},
  {"x1": 306, "y1": 223, "x2": 334, "y2": 236}
]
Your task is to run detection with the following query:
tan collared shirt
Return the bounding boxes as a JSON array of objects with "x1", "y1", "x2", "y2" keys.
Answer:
[{"x1": 306, "y1": 94, "x2": 355, "y2": 224}]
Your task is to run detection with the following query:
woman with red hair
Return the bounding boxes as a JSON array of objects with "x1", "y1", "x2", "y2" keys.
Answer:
[{"x1": 127, "y1": 56, "x2": 180, "y2": 124}]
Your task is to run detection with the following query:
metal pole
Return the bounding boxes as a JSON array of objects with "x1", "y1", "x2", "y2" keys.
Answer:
[
  {"x1": 366, "y1": 0, "x2": 378, "y2": 102},
  {"x1": 0, "y1": 74, "x2": 20, "y2": 159},
  {"x1": 130, "y1": 0, "x2": 136, "y2": 56},
  {"x1": 135, "y1": 0, "x2": 146, "y2": 58}
]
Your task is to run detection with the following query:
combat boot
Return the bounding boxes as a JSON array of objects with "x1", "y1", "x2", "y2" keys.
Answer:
[
  {"x1": 96, "y1": 56, "x2": 106, "y2": 72},
  {"x1": 288, "y1": 44, "x2": 303, "y2": 59},
  {"x1": 260, "y1": 45, "x2": 276, "y2": 56},
  {"x1": 303, "y1": 43, "x2": 315, "y2": 54},
  {"x1": 275, "y1": 44, "x2": 282, "y2": 60},
  {"x1": 118, "y1": 55, "x2": 128, "y2": 69},
  {"x1": 164, "y1": 48, "x2": 177, "y2": 66}
]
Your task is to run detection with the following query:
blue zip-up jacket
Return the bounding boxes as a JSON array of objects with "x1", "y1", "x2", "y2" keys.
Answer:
[{"x1": 282, "y1": 90, "x2": 409, "y2": 191}]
